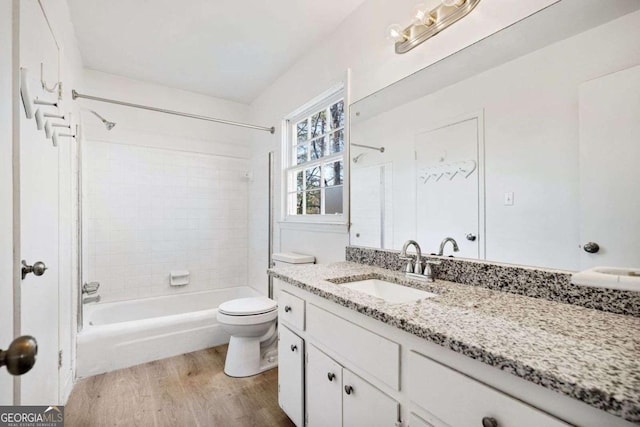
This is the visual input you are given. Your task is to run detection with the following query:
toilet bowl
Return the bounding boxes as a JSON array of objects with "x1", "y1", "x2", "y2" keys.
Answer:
[{"x1": 217, "y1": 296, "x2": 278, "y2": 377}]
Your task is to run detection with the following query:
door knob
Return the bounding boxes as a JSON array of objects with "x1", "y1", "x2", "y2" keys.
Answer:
[
  {"x1": 0, "y1": 336, "x2": 38, "y2": 375},
  {"x1": 583, "y1": 242, "x2": 600, "y2": 253},
  {"x1": 21, "y1": 260, "x2": 47, "y2": 280}
]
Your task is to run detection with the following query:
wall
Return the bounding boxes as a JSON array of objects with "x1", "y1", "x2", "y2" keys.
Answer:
[
  {"x1": 84, "y1": 141, "x2": 249, "y2": 301},
  {"x1": 350, "y1": 10, "x2": 640, "y2": 270},
  {"x1": 80, "y1": 71, "x2": 252, "y2": 302},
  {"x1": 247, "y1": 0, "x2": 557, "y2": 294}
]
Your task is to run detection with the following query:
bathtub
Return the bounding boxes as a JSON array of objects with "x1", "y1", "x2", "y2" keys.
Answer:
[{"x1": 76, "y1": 286, "x2": 260, "y2": 378}]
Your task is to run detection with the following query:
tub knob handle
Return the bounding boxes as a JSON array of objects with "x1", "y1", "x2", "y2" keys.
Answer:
[{"x1": 284, "y1": 305, "x2": 292, "y2": 313}]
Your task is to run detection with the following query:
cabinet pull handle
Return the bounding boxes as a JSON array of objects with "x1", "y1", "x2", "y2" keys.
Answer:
[
  {"x1": 482, "y1": 417, "x2": 498, "y2": 427},
  {"x1": 290, "y1": 345, "x2": 297, "y2": 352},
  {"x1": 284, "y1": 305, "x2": 292, "y2": 313},
  {"x1": 327, "y1": 372, "x2": 336, "y2": 382},
  {"x1": 344, "y1": 385, "x2": 353, "y2": 395}
]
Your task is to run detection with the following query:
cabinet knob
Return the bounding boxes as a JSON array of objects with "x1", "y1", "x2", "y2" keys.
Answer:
[
  {"x1": 344, "y1": 385, "x2": 353, "y2": 395},
  {"x1": 583, "y1": 242, "x2": 600, "y2": 253},
  {"x1": 284, "y1": 305, "x2": 292, "y2": 313},
  {"x1": 327, "y1": 372, "x2": 336, "y2": 382},
  {"x1": 482, "y1": 417, "x2": 498, "y2": 427},
  {"x1": 290, "y1": 344, "x2": 297, "y2": 352}
]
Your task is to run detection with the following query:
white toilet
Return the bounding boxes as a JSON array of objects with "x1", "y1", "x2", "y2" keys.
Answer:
[{"x1": 217, "y1": 252, "x2": 315, "y2": 377}]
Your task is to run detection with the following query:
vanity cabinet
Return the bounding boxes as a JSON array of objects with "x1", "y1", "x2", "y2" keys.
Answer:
[
  {"x1": 307, "y1": 344, "x2": 399, "y2": 427},
  {"x1": 408, "y1": 351, "x2": 570, "y2": 427},
  {"x1": 278, "y1": 325, "x2": 305, "y2": 427}
]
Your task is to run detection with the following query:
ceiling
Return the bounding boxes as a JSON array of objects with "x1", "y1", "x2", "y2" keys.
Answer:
[{"x1": 67, "y1": 0, "x2": 367, "y2": 104}]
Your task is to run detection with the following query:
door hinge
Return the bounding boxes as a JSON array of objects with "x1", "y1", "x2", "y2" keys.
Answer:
[{"x1": 58, "y1": 350, "x2": 62, "y2": 369}]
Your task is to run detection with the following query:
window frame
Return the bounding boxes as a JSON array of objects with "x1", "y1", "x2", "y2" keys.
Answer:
[{"x1": 281, "y1": 83, "x2": 349, "y2": 225}]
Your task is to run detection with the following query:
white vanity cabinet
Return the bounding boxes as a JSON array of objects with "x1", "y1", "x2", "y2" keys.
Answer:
[
  {"x1": 307, "y1": 344, "x2": 399, "y2": 427},
  {"x1": 278, "y1": 325, "x2": 305, "y2": 427}
]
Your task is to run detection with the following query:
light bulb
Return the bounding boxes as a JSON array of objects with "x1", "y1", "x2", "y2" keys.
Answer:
[
  {"x1": 411, "y1": 3, "x2": 428, "y2": 25},
  {"x1": 386, "y1": 24, "x2": 406, "y2": 42}
]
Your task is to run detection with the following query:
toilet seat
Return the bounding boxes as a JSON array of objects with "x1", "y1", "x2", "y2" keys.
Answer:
[{"x1": 219, "y1": 297, "x2": 277, "y2": 316}]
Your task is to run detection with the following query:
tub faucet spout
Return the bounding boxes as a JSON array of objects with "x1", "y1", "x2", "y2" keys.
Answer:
[{"x1": 83, "y1": 295, "x2": 101, "y2": 304}]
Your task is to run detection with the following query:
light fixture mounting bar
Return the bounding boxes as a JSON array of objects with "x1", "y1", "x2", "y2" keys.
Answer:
[{"x1": 396, "y1": 0, "x2": 482, "y2": 54}]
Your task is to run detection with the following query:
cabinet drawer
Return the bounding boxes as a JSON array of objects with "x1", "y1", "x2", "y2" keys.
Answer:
[
  {"x1": 408, "y1": 351, "x2": 570, "y2": 427},
  {"x1": 307, "y1": 304, "x2": 400, "y2": 390},
  {"x1": 278, "y1": 291, "x2": 305, "y2": 331}
]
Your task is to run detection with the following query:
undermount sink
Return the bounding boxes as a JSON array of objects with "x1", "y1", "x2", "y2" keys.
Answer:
[{"x1": 342, "y1": 279, "x2": 437, "y2": 304}]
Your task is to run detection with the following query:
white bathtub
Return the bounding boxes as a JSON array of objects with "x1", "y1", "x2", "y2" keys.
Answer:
[{"x1": 76, "y1": 286, "x2": 259, "y2": 378}]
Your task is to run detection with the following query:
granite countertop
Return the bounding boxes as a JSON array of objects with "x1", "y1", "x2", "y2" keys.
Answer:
[{"x1": 268, "y1": 261, "x2": 640, "y2": 423}]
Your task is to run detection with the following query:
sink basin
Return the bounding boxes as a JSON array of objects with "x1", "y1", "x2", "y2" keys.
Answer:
[{"x1": 342, "y1": 279, "x2": 437, "y2": 304}]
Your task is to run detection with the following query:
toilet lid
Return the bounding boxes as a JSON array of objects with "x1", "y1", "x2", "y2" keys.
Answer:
[{"x1": 219, "y1": 297, "x2": 277, "y2": 316}]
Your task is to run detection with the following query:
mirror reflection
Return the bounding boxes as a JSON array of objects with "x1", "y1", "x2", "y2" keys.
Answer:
[{"x1": 349, "y1": 1, "x2": 640, "y2": 271}]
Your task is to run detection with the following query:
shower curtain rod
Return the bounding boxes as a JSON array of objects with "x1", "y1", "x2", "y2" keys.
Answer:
[
  {"x1": 352, "y1": 143, "x2": 385, "y2": 153},
  {"x1": 71, "y1": 90, "x2": 275, "y2": 134}
]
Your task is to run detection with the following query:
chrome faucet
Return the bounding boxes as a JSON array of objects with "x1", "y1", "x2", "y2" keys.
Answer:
[
  {"x1": 399, "y1": 240, "x2": 441, "y2": 282},
  {"x1": 400, "y1": 240, "x2": 423, "y2": 275},
  {"x1": 438, "y1": 237, "x2": 459, "y2": 256}
]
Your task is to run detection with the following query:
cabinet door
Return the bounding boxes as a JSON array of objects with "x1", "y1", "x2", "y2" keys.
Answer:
[
  {"x1": 279, "y1": 326, "x2": 304, "y2": 426},
  {"x1": 343, "y1": 369, "x2": 399, "y2": 427},
  {"x1": 307, "y1": 345, "x2": 343, "y2": 427}
]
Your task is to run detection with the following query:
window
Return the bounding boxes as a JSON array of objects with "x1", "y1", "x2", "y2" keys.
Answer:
[{"x1": 284, "y1": 88, "x2": 346, "y2": 221}]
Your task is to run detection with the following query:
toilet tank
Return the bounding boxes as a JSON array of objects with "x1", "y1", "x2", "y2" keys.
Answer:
[{"x1": 272, "y1": 252, "x2": 315, "y2": 267}]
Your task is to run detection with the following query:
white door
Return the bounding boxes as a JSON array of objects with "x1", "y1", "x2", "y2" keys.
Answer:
[
  {"x1": 415, "y1": 117, "x2": 481, "y2": 258},
  {"x1": 0, "y1": 0, "x2": 15, "y2": 405},
  {"x1": 306, "y1": 345, "x2": 342, "y2": 427},
  {"x1": 350, "y1": 163, "x2": 392, "y2": 249},
  {"x1": 278, "y1": 326, "x2": 304, "y2": 426},
  {"x1": 342, "y1": 369, "x2": 399, "y2": 427},
  {"x1": 578, "y1": 65, "x2": 640, "y2": 269},
  {"x1": 18, "y1": 1, "x2": 61, "y2": 405}
]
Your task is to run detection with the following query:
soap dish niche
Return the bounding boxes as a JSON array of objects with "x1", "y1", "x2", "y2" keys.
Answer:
[{"x1": 170, "y1": 270, "x2": 189, "y2": 286}]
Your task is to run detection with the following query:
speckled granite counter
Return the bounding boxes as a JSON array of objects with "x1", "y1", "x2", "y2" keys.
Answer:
[{"x1": 268, "y1": 261, "x2": 640, "y2": 423}]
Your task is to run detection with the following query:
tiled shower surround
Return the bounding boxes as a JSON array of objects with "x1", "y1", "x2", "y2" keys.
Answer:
[
  {"x1": 84, "y1": 141, "x2": 249, "y2": 302},
  {"x1": 346, "y1": 246, "x2": 640, "y2": 317}
]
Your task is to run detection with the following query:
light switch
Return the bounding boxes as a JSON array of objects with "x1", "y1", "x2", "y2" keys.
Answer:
[{"x1": 504, "y1": 192, "x2": 514, "y2": 206}]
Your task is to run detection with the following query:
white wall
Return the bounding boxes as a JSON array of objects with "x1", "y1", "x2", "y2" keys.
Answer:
[
  {"x1": 80, "y1": 71, "x2": 253, "y2": 302},
  {"x1": 350, "y1": 10, "x2": 640, "y2": 270},
  {"x1": 247, "y1": 0, "x2": 557, "y2": 294},
  {"x1": 84, "y1": 141, "x2": 249, "y2": 301}
]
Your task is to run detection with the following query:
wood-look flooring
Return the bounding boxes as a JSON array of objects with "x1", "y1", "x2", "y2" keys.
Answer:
[{"x1": 65, "y1": 345, "x2": 295, "y2": 427}]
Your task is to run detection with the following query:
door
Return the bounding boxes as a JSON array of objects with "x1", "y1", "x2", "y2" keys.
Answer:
[
  {"x1": 0, "y1": 0, "x2": 15, "y2": 404},
  {"x1": 350, "y1": 163, "x2": 393, "y2": 249},
  {"x1": 18, "y1": 0, "x2": 61, "y2": 404},
  {"x1": 342, "y1": 369, "x2": 399, "y2": 427},
  {"x1": 578, "y1": 65, "x2": 640, "y2": 269},
  {"x1": 278, "y1": 326, "x2": 304, "y2": 426},
  {"x1": 306, "y1": 345, "x2": 342, "y2": 427},
  {"x1": 415, "y1": 117, "x2": 482, "y2": 258}
]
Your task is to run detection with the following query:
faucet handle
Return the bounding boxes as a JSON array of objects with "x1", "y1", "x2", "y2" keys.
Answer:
[
  {"x1": 426, "y1": 259, "x2": 441, "y2": 265},
  {"x1": 399, "y1": 256, "x2": 414, "y2": 273}
]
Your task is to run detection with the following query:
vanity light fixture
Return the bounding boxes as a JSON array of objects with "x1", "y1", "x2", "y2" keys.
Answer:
[{"x1": 388, "y1": 0, "x2": 482, "y2": 54}]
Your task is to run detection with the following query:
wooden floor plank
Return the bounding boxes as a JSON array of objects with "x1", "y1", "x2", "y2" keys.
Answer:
[{"x1": 65, "y1": 345, "x2": 294, "y2": 427}]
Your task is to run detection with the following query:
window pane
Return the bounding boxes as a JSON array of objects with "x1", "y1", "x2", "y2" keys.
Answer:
[
  {"x1": 296, "y1": 171, "x2": 303, "y2": 192},
  {"x1": 329, "y1": 130, "x2": 344, "y2": 155},
  {"x1": 324, "y1": 160, "x2": 344, "y2": 187},
  {"x1": 305, "y1": 166, "x2": 321, "y2": 190},
  {"x1": 296, "y1": 192, "x2": 303, "y2": 215},
  {"x1": 306, "y1": 190, "x2": 321, "y2": 214},
  {"x1": 310, "y1": 110, "x2": 327, "y2": 138},
  {"x1": 296, "y1": 144, "x2": 308, "y2": 165},
  {"x1": 310, "y1": 137, "x2": 327, "y2": 160},
  {"x1": 325, "y1": 186, "x2": 343, "y2": 214},
  {"x1": 330, "y1": 100, "x2": 344, "y2": 129},
  {"x1": 296, "y1": 119, "x2": 308, "y2": 143}
]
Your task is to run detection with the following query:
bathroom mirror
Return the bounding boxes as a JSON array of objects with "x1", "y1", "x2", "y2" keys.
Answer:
[{"x1": 349, "y1": 0, "x2": 640, "y2": 271}]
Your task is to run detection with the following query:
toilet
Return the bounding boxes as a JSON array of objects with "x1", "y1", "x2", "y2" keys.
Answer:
[{"x1": 217, "y1": 252, "x2": 315, "y2": 377}]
